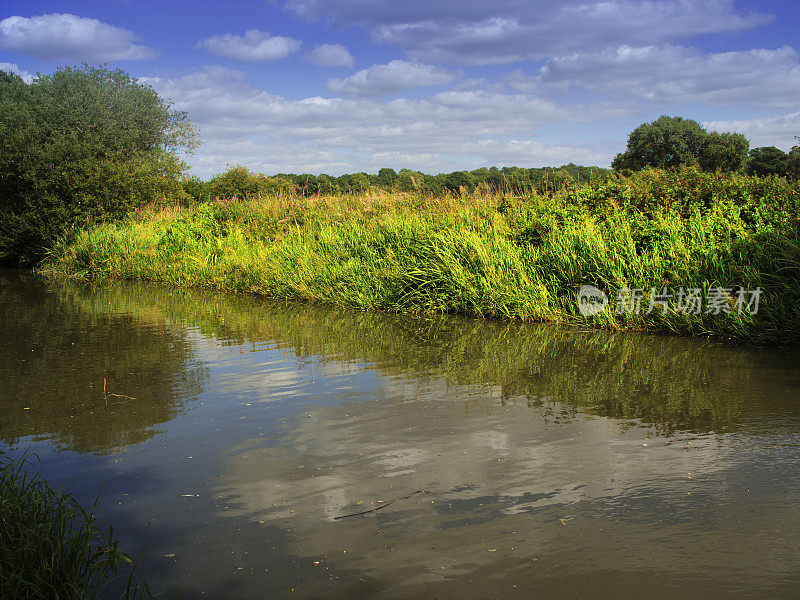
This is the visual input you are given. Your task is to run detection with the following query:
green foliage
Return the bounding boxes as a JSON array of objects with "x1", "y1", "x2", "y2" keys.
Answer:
[
  {"x1": 613, "y1": 115, "x2": 749, "y2": 173},
  {"x1": 699, "y1": 131, "x2": 749, "y2": 172},
  {"x1": 0, "y1": 451, "x2": 154, "y2": 599},
  {"x1": 745, "y1": 139, "x2": 800, "y2": 180},
  {"x1": 207, "y1": 165, "x2": 296, "y2": 199},
  {"x1": 208, "y1": 165, "x2": 258, "y2": 199},
  {"x1": 612, "y1": 116, "x2": 706, "y2": 170},
  {"x1": 45, "y1": 167, "x2": 800, "y2": 343},
  {"x1": 788, "y1": 138, "x2": 800, "y2": 179},
  {"x1": 748, "y1": 146, "x2": 789, "y2": 177},
  {"x1": 443, "y1": 171, "x2": 476, "y2": 193},
  {"x1": 377, "y1": 167, "x2": 398, "y2": 189},
  {"x1": 0, "y1": 64, "x2": 198, "y2": 265},
  {"x1": 245, "y1": 164, "x2": 611, "y2": 198},
  {"x1": 181, "y1": 175, "x2": 210, "y2": 204}
]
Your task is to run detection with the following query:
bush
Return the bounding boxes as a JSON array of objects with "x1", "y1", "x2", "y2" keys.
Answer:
[
  {"x1": 181, "y1": 176, "x2": 210, "y2": 204},
  {"x1": 0, "y1": 65, "x2": 198, "y2": 265},
  {"x1": 44, "y1": 167, "x2": 800, "y2": 343},
  {"x1": 789, "y1": 140, "x2": 800, "y2": 179},
  {"x1": 207, "y1": 165, "x2": 260, "y2": 199},
  {"x1": 207, "y1": 165, "x2": 295, "y2": 199}
]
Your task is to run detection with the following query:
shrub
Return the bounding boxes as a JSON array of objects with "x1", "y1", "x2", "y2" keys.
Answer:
[
  {"x1": 181, "y1": 176, "x2": 210, "y2": 204},
  {"x1": 207, "y1": 165, "x2": 296, "y2": 199}
]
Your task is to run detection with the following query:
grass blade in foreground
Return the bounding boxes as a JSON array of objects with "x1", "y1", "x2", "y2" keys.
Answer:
[{"x1": 0, "y1": 451, "x2": 155, "y2": 600}]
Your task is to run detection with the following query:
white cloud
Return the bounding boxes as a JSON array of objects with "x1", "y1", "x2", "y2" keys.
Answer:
[
  {"x1": 326, "y1": 60, "x2": 456, "y2": 97},
  {"x1": 511, "y1": 44, "x2": 800, "y2": 109},
  {"x1": 703, "y1": 112, "x2": 800, "y2": 151},
  {"x1": 305, "y1": 43, "x2": 354, "y2": 67},
  {"x1": 0, "y1": 62, "x2": 34, "y2": 83},
  {"x1": 278, "y1": 0, "x2": 770, "y2": 65},
  {"x1": 197, "y1": 29, "x2": 301, "y2": 61},
  {"x1": 0, "y1": 14, "x2": 157, "y2": 61},
  {"x1": 149, "y1": 66, "x2": 618, "y2": 176}
]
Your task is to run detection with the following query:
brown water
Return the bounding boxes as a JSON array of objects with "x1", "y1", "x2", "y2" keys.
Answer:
[{"x1": 1, "y1": 270, "x2": 800, "y2": 599}]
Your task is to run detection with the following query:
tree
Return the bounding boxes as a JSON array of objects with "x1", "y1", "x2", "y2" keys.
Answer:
[
  {"x1": 0, "y1": 64, "x2": 198, "y2": 265},
  {"x1": 349, "y1": 173, "x2": 370, "y2": 193},
  {"x1": 788, "y1": 137, "x2": 800, "y2": 180},
  {"x1": 208, "y1": 165, "x2": 262, "y2": 199},
  {"x1": 612, "y1": 116, "x2": 706, "y2": 171},
  {"x1": 397, "y1": 168, "x2": 424, "y2": 191},
  {"x1": 377, "y1": 168, "x2": 397, "y2": 189},
  {"x1": 699, "y1": 132, "x2": 749, "y2": 172},
  {"x1": 443, "y1": 171, "x2": 476, "y2": 193},
  {"x1": 612, "y1": 115, "x2": 749, "y2": 173},
  {"x1": 747, "y1": 146, "x2": 789, "y2": 177}
]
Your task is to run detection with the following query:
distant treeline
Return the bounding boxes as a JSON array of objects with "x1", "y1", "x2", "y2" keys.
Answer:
[
  {"x1": 185, "y1": 115, "x2": 800, "y2": 203},
  {"x1": 182, "y1": 164, "x2": 613, "y2": 202}
]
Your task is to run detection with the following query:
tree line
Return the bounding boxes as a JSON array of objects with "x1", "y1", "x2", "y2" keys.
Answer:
[
  {"x1": 190, "y1": 115, "x2": 799, "y2": 201},
  {"x1": 185, "y1": 163, "x2": 611, "y2": 203}
]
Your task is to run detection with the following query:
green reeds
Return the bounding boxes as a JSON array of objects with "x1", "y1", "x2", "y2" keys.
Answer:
[
  {"x1": 0, "y1": 451, "x2": 154, "y2": 599},
  {"x1": 43, "y1": 167, "x2": 800, "y2": 343}
]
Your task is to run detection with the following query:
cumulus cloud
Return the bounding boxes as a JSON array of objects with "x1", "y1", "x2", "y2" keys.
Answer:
[
  {"x1": 305, "y1": 43, "x2": 354, "y2": 67},
  {"x1": 0, "y1": 62, "x2": 34, "y2": 83},
  {"x1": 509, "y1": 44, "x2": 800, "y2": 109},
  {"x1": 148, "y1": 66, "x2": 617, "y2": 176},
  {"x1": 326, "y1": 60, "x2": 456, "y2": 97},
  {"x1": 703, "y1": 112, "x2": 800, "y2": 150},
  {"x1": 197, "y1": 29, "x2": 301, "y2": 61},
  {"x1": 0, "y1": 13, "x2": 157, "y2": 61},
  {"x1": 277, "y1": 0, "x2": 771, "y2": 64}
]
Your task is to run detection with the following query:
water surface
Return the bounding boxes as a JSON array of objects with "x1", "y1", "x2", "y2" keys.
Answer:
[{"x1": 1, "y1": 270, "x2": 799, "y2": 598}]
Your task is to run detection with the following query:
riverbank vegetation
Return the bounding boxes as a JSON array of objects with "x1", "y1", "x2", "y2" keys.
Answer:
[
  {"x1": 45, "y1": 166, "x2": 800, "y2": 343},
  {"x1": 3, "y1": 66, "x2": 800, "y2": 342},
  {"x1": 0, "y1": 451, "x2": 153, "y2": 599}
]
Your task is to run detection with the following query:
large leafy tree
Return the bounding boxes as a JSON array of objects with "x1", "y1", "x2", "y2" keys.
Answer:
[
  {"x1": 612, "y1": 115, "x2": 749, "y2": 173},
  {"x1": 0, "y1": 64, "x2": 198, "y2": 265}
]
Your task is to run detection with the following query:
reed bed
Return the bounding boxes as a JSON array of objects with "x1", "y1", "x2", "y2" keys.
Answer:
[{"x1": 44, "y1": 167, "x2": 800, "y2": 343}]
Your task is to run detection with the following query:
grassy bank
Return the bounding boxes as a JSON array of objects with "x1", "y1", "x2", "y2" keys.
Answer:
[
  {"x1": 0, "y1": 451, "x2": 153, "y2": 599},
  {"x1": 44, "y1": 167, "x2": 800, "y2": 343}
]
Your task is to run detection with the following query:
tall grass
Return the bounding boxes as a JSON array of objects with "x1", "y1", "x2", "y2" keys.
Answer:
[
  {"x1": 0, "y1": 451, "x2": 153, "y2": 599},
  {"x1": 44, "y1": 167, "x2": 800, "y2": 343}
]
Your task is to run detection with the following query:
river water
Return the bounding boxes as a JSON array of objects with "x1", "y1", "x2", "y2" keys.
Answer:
[{"x1": 1, "y1": 270, "x2": 799, "y2": 599}]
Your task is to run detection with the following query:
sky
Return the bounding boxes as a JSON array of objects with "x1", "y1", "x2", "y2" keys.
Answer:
[{"x1": 1, "y1": 0, "x2": 799, "y2": 177}]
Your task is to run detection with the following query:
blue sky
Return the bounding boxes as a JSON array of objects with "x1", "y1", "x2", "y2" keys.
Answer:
[{"x1": 1, "y1": 0, "x2": 799, "y2": 177}]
